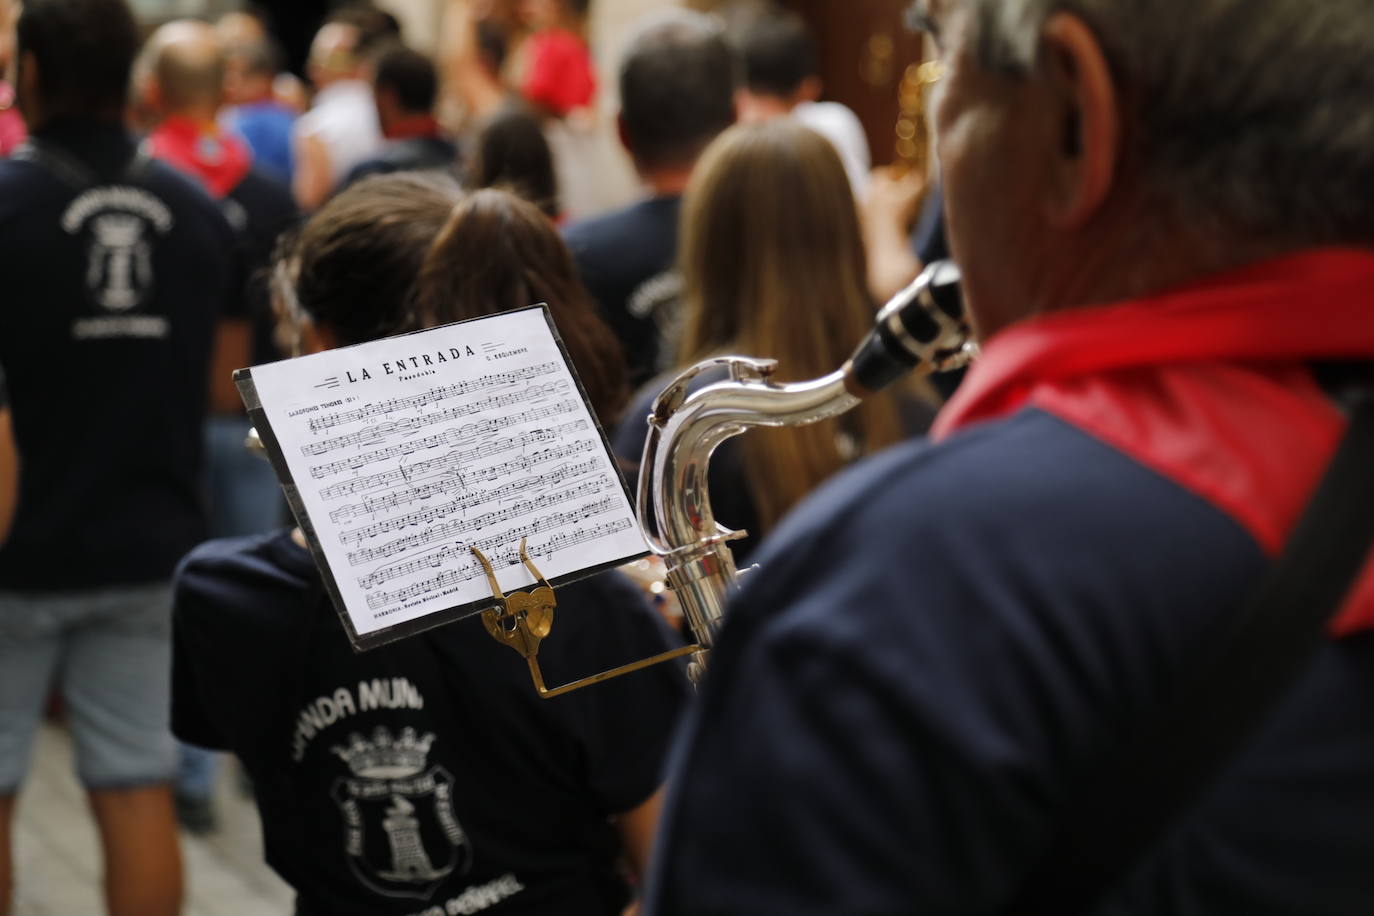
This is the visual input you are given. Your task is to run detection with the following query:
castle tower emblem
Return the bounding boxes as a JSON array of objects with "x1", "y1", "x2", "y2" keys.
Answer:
[
  {"x1": 331, "y1": 726, "x2": 470, "y2": 900},
  {"x1": 87, "y1": 213, "x2": 153, "y2": 311},
  {"x1": 379, "y1": 796, "x2": 446, "y2": 882}
]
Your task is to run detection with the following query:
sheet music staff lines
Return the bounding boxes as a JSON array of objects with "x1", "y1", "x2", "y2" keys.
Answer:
[
  {"x1": 327, "y1": 446, "x2": 598, "y2": 523},
  {"x1": 302, "y1": 381, "x2": 571, "y2": 456},
  {"x1": 244, "y1": 308, "x2": 649, "y2": 644},
  {"x1": 307, "y1": 401, "x2": 578, "y2": 478},
  {"x1": 337, "y1": 462, "x2": 606, "y2": 546},
  {"x1": 316, "y1": 418, "x2": 590, "y2": 499},
  {"x1": 346, "y1": 486, "x2": 617, "y2": 564},
  {"x1": 359, "y1": 511, "x2": 633, "y2": 594}
]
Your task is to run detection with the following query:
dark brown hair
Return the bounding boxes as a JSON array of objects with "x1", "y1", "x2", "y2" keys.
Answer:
[
  {"x1": 466, "y1": 103, "x2": 559, "y2": 219},
  {"x1": 280, "y1": 172, "x2": 463, "y2": 347},
  {"x1": 18, "y1": 0, "x2": 141, "y2": 116},
  {"x1": 417, "y1": 189, "x2": 629, "y2": 422}
]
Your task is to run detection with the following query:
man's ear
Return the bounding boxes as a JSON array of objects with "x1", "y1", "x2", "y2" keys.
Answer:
[
  {"x1": 1039, "y1": 12, "x2": 1119, "y2": 229},
  {"x1": 796, "y1": 75, "x2": 823, "y2": 104},
  {"x1": 616, "y1": 110, "x2": 632, "y2": 155}
]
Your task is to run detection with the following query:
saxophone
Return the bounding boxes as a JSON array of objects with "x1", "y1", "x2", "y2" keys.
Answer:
[{"x1": 637, "y1": 261, "x2": 974, "y2": 682}]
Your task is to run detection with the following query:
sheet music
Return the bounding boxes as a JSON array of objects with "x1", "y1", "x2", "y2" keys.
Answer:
[{"x1": 243, "y1": 306, "x2": 648, "y2": 646}]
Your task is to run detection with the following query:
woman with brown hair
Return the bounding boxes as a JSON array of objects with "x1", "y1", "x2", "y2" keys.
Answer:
[
  {"x1": 173, "y1": 174, "x2": 686, "y2": 916},
  {"x1": 419, "y1": 187, "x2": 627, "y2": 419},
  {"x1": 466, "y1": 104, "x2": 562, "y2": 221},
  {"x1": 615, "y1": 120, "x2": 936, "y2": 554}
]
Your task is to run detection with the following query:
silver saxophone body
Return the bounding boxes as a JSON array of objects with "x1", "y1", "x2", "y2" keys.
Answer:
[{"x1": 636, "y1": 261, "x2": 976, "y2": 682}]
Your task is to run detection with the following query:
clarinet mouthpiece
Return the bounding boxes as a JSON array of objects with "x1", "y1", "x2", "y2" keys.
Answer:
[{"x1": 845, "y1": 260, "x2": 972, "y2": 395}]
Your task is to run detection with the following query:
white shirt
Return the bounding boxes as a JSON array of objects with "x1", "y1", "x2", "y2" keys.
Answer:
[
  {"x1": 294, "y1": 80, "x2": 384, "y2": 184},
  {"x1": 794, "y1": 101, "x2": 871, "y2": 197}
]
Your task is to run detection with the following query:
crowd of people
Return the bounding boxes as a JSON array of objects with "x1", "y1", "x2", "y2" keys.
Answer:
[{"x1": 1, "y1": 0, "x2": 1373, "y2": 914}]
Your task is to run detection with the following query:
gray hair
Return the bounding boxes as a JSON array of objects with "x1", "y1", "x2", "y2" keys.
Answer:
[{"x1": 968, "y1": 0, "x2": 1374, "y2": 244}]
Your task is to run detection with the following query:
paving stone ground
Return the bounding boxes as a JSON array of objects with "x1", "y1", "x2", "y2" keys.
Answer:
[{"x1": 11, "y1": 723, "x2": 293, "y2": 916}]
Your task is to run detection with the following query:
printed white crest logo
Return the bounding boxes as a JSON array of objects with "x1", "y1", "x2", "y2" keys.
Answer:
[
  {"x1": 331, "y1": 726, "x2": 471, "y2": 900},
  {"x1": 87, "y1": 213, "x2": 152, "y2": 310},
  {"x1": 62, "y1": 186, "x2": 174, "y2": 313}
]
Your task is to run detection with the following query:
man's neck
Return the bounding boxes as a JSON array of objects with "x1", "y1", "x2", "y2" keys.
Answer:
[
  {"x1": 383, "y1": 113, "x2": 441, "y2": 141},
  {"x1": 160, "y1": 106, "x2": 221, "y2": 131},
  {"x1": 639, "y1": 164, "x2": 694, "y2": 197},
  {"x1": 995, "y1": 211, "x2": 1290, "y2": 340},
  {"x1": 736, "y1": 91, "x2": 793, "y2": 122}
]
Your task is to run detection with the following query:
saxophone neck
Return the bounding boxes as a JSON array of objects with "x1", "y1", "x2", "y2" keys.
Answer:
[{"x1": 636, "y1": 260, "x2": 973, "y2": 668}]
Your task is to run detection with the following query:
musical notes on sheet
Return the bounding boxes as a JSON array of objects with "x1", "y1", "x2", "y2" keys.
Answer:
[{"x1": 241, "y1": 307, "x2": 649, "y2": 646}]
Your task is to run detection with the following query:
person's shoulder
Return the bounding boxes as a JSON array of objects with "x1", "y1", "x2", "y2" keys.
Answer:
[
  {"x1": 339, "y1": 156, "x2": 388, "y2": 189},
  {"x1": 0, "y1": 155, "x2": 41, "y2": 186},
  {"x1": 746, "y1": 406, "x2": 1249, "y2": 628},
  {"x1": 247, "y1": 102, "x2": 297, "y2": 129},
  {"x1": 613, "y1": 366, "x2": 730, "y2": 462},
  {"x1": 613, "y1": 371, "x2": 676, "y2": 458},
  {"x1": 0, "y1": 157, "x2": 58, "y2": 218},
  {"x1": 143, "y1": 159, "x2": 236, "y2": 234},
  {"x1": 728, "y1": 404, "x2": 1268, "y2": 699},
  {"x1": 561, "y1": 204, "x2": 628, "y2": 248},
  {"x1": 230, "y1": 166, "x2": 299, "y2": 233},
  {"x1": 766, "y1": 409, "x2": 1120, "y2": 545},
  {"x1": 232, "y1": 164, "x2": 295, "y2": 209},
  {"x1": 293, "y1": 102, "x2": 329, "y2": 138},
  {"x1": 176, "y1": 529, "x2": 314, "y2": 620},
  {"x1": 564, "y1": 196, "x2": 678, "y2": 251},
  {"x1": 795, "y1": 100, "x2": 866, "y2": 135}
]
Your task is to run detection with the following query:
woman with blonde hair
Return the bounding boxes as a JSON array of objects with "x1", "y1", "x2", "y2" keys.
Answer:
[{"x1": 616, "y1": 120, "x2": 935, "y2": 554}]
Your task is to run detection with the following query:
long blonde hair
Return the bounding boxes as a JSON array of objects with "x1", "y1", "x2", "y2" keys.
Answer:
[{"x1": 678, "y1": 120, "x2": 909, "y2": 530}]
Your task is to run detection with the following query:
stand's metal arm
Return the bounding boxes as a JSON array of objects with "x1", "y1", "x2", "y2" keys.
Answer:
[{"x1": 472, "y1": 539, "x2": 699, "y2": 699}]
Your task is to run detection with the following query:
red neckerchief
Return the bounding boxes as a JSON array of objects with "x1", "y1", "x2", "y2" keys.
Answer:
[
  {"x1": 933, "y1": 248, "x2": 1374, "y2": 636},
  {"x1": 383, "y1": 114, "x2": 444, "y2": 142},
  {"x1": 147, "y1": 116, "x2": 251, "y2": 200}
]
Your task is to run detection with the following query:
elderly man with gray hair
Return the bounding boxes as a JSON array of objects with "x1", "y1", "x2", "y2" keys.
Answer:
[{"x1": 644, "y1": 1, "x2": 1374, "y2": 914}]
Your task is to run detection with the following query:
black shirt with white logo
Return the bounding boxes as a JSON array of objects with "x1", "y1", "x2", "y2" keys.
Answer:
[
  {"x1": 562, "y1": 196, "x2": 681, "y2": 389},
  {"x1": 173, "y1": 529, "x2": 690, "y2": 915},
  {"x1": 0, "y1": 119, "x2": 236, "y2": 588}
]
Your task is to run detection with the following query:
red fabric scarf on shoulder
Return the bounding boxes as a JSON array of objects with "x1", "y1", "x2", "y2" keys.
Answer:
[
  {"x1": 934, "y1": 249, "x2": 1374, "y2": 636},
  {"x1": 147, "y1": 116, "x2": 251, "y2": 200}
]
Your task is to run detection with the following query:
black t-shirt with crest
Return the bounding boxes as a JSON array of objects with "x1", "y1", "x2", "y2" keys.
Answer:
[
  {"x1": 0, "y1": 119, "x2": 236, "y2": 588},
  {"x1": 172, "y1": 528, "x2": 689, "y2": 916}
]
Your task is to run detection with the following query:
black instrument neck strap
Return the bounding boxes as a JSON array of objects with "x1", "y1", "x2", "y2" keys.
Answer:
[{"x1": 1009, "y1": 385, "x2": 1374, "y2": 915}]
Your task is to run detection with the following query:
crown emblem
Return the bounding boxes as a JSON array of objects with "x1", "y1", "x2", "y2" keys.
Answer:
[{"x1": 332, "y1": 727, "x2": 435, "y2": 779}]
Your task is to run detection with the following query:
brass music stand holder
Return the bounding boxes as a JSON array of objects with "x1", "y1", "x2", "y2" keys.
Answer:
[{"x1": 471, "y1": 539, "x2": 700, "y2": 699}]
